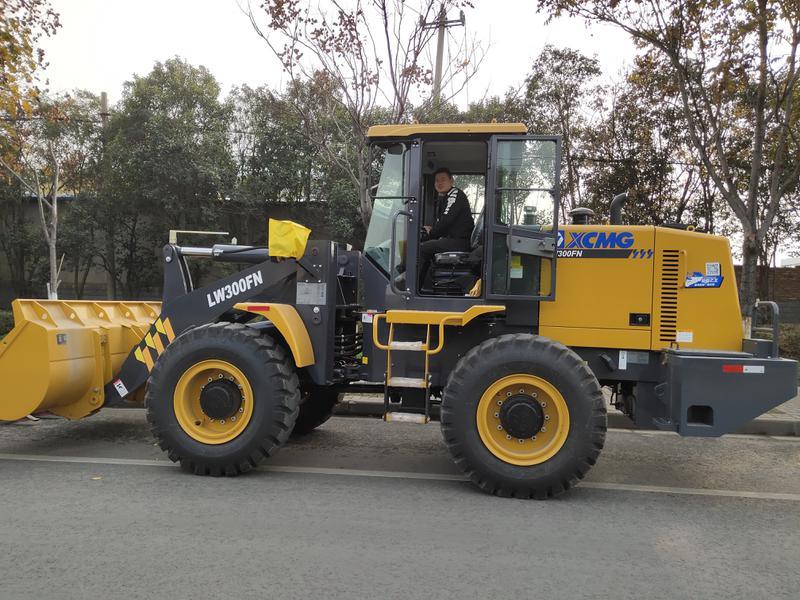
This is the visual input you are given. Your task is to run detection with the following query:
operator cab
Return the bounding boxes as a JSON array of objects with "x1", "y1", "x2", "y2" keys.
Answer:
[{"x1": 364, "y1": 124, "x2": 560, "y2": 311}]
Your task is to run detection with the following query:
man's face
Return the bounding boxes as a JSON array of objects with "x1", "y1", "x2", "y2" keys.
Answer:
[{"x1": 434, "y1": 172, "x2": 454, "y2": 194}]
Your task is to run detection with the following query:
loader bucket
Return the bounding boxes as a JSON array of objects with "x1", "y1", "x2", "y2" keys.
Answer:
[{"x1": 0, "y1": 299, "x2": 160, "y2": 421}]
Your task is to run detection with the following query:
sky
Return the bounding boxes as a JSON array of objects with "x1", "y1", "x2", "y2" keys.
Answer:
[{"x1": 39, "y1": 0, "x2": 636, "y2": 106}]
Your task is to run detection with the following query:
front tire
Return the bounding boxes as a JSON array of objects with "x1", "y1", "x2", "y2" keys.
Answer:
[
  {"x1": 145, "y1": 322, "x2": 300, "y2": 476},
  {"x1": 291, "y1": 386, "x2": 342, "y2": 436},
  {"x1": 440, "y1": 334, "x2": 606, "y2": 499}
]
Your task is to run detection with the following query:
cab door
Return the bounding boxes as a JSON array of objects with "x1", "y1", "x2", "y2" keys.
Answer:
[{"x1": 485, "y1": 135, "x2": 560, "y2": 304}]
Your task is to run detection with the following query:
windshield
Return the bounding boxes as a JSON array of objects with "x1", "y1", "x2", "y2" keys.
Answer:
[{"x1": 364, "y1": 144, "x2": 407, "y2": 275}]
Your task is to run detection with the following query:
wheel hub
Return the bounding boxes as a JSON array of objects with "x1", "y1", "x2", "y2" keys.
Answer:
[
  {"x1": 199, "y1": 379, "x2": 243, "y2": 420},
  {"x1": 499, "y1": 395, "x2": 544, "y2": 439}
]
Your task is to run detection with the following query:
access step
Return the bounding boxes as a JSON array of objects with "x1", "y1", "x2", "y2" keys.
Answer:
[
  {"x1": 383, "y1": 412, "x2": 430, "y2": 424},
  {"x1": 387, "y1": 377, "x2": 427, "y2": 389},
  {"x1": 388, "y1": 341, "x2": 427, "y2": 351}
]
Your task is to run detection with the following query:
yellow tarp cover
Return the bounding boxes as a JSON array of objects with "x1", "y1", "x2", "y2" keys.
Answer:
[{"x1": 268, "y1": 219, "x2": 311, "y2": 258}]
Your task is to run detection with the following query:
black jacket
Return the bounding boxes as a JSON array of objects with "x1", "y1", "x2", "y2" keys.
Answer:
[{"x1": 429, "y1": 187, "x2": 474, "y2": 240}]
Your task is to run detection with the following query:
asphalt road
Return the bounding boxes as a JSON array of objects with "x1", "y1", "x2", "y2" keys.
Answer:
[{"x1": 1, "y1": 411, "x2": 798, "y2": 600}]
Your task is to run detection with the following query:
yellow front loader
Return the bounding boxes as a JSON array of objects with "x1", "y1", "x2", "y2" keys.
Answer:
[{"x1": 1, "y1": 123, "x2": 796, "y2": 499}]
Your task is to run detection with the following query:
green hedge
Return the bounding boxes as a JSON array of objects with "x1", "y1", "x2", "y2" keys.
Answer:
[
  {"x1": 0, "y1": 310, "x2": 13, "y2": 338},
  {"x1": 756, "y1": 324, "x2": 800, "y2": 361},
  {"x1": 779, "y1": 324, "x2": 800, "y2": 362}
]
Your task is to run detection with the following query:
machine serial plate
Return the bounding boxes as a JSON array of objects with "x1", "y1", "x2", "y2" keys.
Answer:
[{"x1": 297, "y1": 282, "x2": 327, "y2": 305}]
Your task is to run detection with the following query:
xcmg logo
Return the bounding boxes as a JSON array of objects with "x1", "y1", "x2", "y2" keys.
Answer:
[{"x1": 557, "y1": 230, "x2": 635, "y2": 249}]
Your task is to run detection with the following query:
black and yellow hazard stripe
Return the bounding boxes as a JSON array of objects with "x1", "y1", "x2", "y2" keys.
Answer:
[{"x1": 134, "y1": 317, "x2": 176, "y2": 372}]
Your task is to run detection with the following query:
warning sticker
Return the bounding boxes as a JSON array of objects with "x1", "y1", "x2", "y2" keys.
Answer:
[
  {"x1": 676, "y1": 331, "x2": 694, "y2": 343},
  {"x1": 705, "y1": 262, "x2": 721, "y2": 277},
  {"x1": 113, "y1": 379, "x2": 129, "y2": 398},
  {"x1": 510, "y1": 255, "x2": 523, "y2": 279}
]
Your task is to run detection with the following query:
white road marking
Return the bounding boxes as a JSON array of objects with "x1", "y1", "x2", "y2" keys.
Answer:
[{"x1": 0, "y1": 452, "x2": 798, "y2": 501}]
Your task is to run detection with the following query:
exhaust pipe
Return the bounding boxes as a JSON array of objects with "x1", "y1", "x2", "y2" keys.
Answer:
[{"x1": 609, "y1": 192, "x2": 629, "y2": 225}]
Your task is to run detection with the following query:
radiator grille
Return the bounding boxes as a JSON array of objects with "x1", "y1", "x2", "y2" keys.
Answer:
[{"x1": 658, "y1": 250, "x2": 680, "y2": 342}]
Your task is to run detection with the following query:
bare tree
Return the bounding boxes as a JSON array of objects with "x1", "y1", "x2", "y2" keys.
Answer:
[
  {"x1": 245, "y1": 0, "x2": 484, "y2": 226},
  {"x1": 0, "y1": 95, "x2": 100, "y2": 299},
  {"x1": 538, "y1": 0, "x2": 800, "y2": 322},
  {"x1": 0, "y1": 105, "x2": 63, "y2": 298}
]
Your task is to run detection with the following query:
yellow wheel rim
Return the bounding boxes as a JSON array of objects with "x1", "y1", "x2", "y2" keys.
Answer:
[
  {"x1": 476, "y1": 374, "x2": 570, "y2": 466},
  {"x1": 173, "y1": 359, "x2": 254, "y2": 445}
]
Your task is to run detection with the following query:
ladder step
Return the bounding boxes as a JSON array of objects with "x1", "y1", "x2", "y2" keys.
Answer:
[
  {"x1": 384, "y1": 412, "x2": 430, "y2": 424},
  {"x1": 388, "y1": 341, "x2": 427, "y2": 351},
  {"x1": 387, "y1": 377, "x2": 427, "y2": 389}
]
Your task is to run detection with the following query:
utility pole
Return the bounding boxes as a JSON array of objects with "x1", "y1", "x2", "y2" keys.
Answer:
[
  {"x1": 422, "y1": 3, "x2": 465, "y2": 106},
  {"x1": 99, "y1": 91, "x2": 116, "y2": 300}
]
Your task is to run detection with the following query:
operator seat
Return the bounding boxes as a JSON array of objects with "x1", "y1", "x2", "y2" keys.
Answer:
[
  {"x1": 426, "y1": 210, "x2": 484, "y2": 295},
  {"x1": 432, "y1": 209, "x2": 484, "y2": 267}
]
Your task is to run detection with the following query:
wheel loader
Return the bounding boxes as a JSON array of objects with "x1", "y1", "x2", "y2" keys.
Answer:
[{"x1": 1, "y1": 123, "x2": 796, "y2": 498}]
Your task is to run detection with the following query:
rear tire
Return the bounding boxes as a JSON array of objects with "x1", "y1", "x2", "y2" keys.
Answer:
[
  {"x1": 440, "y1": 333, "x2": 606, "y2": 499},
  {"x1": 145, "y1": 322, "x2": 299, "y2": 476},
  {"x1": 291, "y1": 386, "x2": 342, "y2": 436}
]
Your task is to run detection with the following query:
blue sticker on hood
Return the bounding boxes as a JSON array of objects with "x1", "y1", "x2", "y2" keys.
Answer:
[{"x1": 685, "y1": 272, "x2": 723, "y2": 288}]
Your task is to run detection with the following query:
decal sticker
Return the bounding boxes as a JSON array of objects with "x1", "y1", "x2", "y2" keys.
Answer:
[
  {"x1": 705, "y1": 262, "x2": 721, "y2": 277},
  {"x1": 722, "y1": 365, "x2": 764, "y2": 374},
  {"x1": 676, "y1": 331, "x2": 694, "y2": 343},
  {"x1": 555, "y1": 230, "x2": 651, "y2": 259},
  {"x1": 510, "y1": 255, "x2": 523, "y2": 279},
  {"x1": 626, "y1": 351, "x2": 650, "y2": 365},
  {"x1": 113, "y1": 379, "x2": 129, "y2": 398},
  {"x1": 297, "y1": 282, "x2": 327, "y2": 305},
  {"x1": 619, "y1": 350, "x2": 628, "y2": 370},
  {"x1": 207, "y1": 271, "x2": 264, "y2": 307},
  {"x1": 361, "y1": 313, "x2": 374, "y2": 323},
  {"x1": 559, "y1": 230, "x2": 634, "y2": 249},
  {"x1": 685, "y1": 272, "x2": 723, "y2": 288}
]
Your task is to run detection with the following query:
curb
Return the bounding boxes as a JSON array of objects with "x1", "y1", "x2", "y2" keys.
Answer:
[{"x1": 333, "y1": 400, "x2": 800, "y2": 437}]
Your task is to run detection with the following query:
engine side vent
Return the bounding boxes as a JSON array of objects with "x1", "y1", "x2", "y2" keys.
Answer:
[{"x1": 658, "y1": 250, "x2": 680, "y2": 343}]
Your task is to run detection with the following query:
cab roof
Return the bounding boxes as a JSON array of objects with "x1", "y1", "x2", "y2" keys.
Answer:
[{"x1": 366, "y1": 122, "x2": 527, "y2": 139}]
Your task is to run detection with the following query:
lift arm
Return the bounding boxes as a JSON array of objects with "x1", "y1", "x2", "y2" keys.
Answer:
[{"x1": 104, "y1": 255, "x2": 298, "y2": 403}]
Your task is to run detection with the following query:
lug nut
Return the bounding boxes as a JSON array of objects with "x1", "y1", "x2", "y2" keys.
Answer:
[
  {"x1": 218, "y1": 374, "x2": 224, "y2": 379},
  {"x1": 496, "y1": 400, "x2": 502, "y2": 406},
  {"x1": 532, "y1": 392, "x2": 537, "y2": 398},
  {"x1": 506, "y1": 392, "x2": 512, "y2": 397},
  {"x1": 506, "y1": 434, "x2": 512, "y2": 439},
  {"x1": 497, "y1": 425, "x2": 503, "y2": 430},
  {"x1": 494, "y1": 412, "x2": 499, "y2": 418},
  {"x1": 540, "y1": 401, "x2": 546, "y2": 408},
  {"x1": 540, "y1": 427, "x2": 546, "y2": 432},
  {"x1": 239, "y1": 407, "x2": 244, "y2": 412},
  {"x1": 532, "y1": 435, "x2": 537, "y2": 440},
  {"x1": 544, "y1": 415, "x2": 550, "y2": 421},
  {"x1": 518, "y1": 439, "x2": 524, "y2": 443},
  {"x1": 231, "y1": 416, "x2": 236, "y2": 422},
  {"x1": 208, "y1": 377, "x2": 213, "y2": 382}
]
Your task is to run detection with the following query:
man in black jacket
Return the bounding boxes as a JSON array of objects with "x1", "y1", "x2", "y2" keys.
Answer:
[{"x1": 418, "y1": 167, "x2": 475, "y2": 285}]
